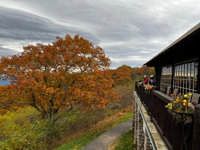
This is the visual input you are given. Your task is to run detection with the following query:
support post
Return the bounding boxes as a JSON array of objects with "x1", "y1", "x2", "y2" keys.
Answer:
[{"x1": 192, "y1": 104, "x2": 200, "y2": 150}]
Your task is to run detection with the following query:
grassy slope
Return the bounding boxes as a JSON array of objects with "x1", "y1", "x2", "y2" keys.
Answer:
[
  {"x1": 56, "y1": 112, "x2": 133, "y2": 150},
  {"x1": 111, "y1": 129, "x2": 136, "y2": 150},
  {"x1": 0, "y1": 81, "x2": 135, "y2": 150}
]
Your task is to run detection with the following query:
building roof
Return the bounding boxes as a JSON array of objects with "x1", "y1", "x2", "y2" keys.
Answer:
[{"x1": 144, "y1": 23, "x2": 200, "y2": 67}]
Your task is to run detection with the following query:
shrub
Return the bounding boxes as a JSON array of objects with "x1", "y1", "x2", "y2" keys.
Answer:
[
  {"x1": 0, "y1": 106, "x2": 40, "y2": 125},
  {"x1": 0, "y1": 118, "x2": 65, "y2": 150}
]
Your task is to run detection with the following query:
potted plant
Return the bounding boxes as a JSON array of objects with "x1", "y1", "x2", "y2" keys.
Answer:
[
  {"x1": 165, "y1": 93, "x2": 195, "y2": 123},
  {"x1": 144, "y1": 85, "x2": 152, "y2": 93}
]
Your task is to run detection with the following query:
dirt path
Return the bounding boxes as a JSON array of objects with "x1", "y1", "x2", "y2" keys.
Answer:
[{"x1": 80, "y1": 119, "x2": 132, "y2": 150}]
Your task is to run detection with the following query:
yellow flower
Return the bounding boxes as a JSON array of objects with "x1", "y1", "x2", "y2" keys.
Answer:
[
  {"x1": 179, "y1": 93, "x2": 181, "y2": 95},
  {"x1": 189, "y1": 93, "x2": 192, "y2": 96},
  {"x1": 184, "y1": 95, "x2": 187, "y2": 98},
  {"x1": 176, "y1": 99, "x2": 179, "y2": 102},
  {"x1": 182, "y1": 100, "x2": 187, "y2": 103},
  {"x1": 183, "y1": 103, "x2": 186, "y2": 106}
]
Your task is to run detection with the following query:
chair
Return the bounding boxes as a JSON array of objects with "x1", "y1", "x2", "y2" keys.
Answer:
[
  {"x1": 173, "y1": 88, "x2": 179, "y2": 96},
  {"x1": 190, "y1": 93, "x2": 200, "y2": 104},
  {"x1": 166, "y1": 86, "x2": 171, "y2": 96}
]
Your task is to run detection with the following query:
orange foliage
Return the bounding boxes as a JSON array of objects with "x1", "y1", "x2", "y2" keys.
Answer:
[
  {"x1": 131, "y1": 66, "x2": 154, "y2": 81},
  {"x1": 113, "y1": 65, "x2": 132, "y2": 85},
  {"x1": 0, "y1": 34, "x2": 118, "y2": 121}
]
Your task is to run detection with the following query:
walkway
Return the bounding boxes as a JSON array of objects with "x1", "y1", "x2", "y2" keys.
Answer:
[{"x1": 81, "y1": 119, "x2": 132, "y2": 150}]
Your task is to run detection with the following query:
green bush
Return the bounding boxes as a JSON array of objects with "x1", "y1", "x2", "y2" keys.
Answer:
[{"x1": 0, "y1": 118, "x2": 63, "y2": 150}]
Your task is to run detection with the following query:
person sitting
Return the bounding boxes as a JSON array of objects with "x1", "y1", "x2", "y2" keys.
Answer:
[
  {"x1": 148, "y1": 75, "x2": 156, "y2": 86},
  {"x1": 143, "y1": 75, "x2": 149, "y2": 85}
]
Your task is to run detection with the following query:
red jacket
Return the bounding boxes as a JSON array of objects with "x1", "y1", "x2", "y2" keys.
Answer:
[{"x1": 144, "y1": 77, "x2": 148, "y2": 85}]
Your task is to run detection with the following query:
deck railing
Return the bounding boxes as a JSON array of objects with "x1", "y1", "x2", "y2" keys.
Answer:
[{"x1": 135, "y1": 82, "x2": 200, "y2": 150}]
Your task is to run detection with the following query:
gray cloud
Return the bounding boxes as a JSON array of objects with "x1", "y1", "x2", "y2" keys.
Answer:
[
  {"x1": 0, "y1": 45, "x2": 19, "y2": 57},
  {"x1": 0, "y1": 6, "x2": 100, "y2": 43},
  {"x1": 0, "y1": 0, "x2": 200, "y2": 69},
  {"x1": 0, "y1": 6, "x2": 58, "y2": 41}
]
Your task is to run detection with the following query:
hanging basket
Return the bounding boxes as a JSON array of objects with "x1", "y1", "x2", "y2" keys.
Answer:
[
  {"x1": 145, "y1": 90, "x2": 151, "y2": 94},
  {"x1": 167, "y1": 109, "x2": 193, "y2": 124}
]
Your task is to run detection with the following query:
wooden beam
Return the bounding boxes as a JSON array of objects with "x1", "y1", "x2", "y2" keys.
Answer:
[
  {"x1": 155, "y1": 66, "x2": 161, "y2": 91},
  {"x1": 192, "y1": 104, "x2": 200, "y2": 150},
  {"x1": 197, "y1": 58, "x2": 200, "y2": 93},
  {"x1": 171, "y1": 64, "x2": 175, "y2": 94}
]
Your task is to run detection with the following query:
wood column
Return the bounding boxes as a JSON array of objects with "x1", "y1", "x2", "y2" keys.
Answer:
[
  {"x1": 192, "y1": 104, "x2": 200, "y2": 150},
  {"x1": 197, "y1": 58, "x2": 200, "y2": 93},
  {"x1": 155, "y1": 66, "x2": 162, "y2": 91},
  {"x1": 171, "y1": 64, "x2": 175, "y2": 94}
]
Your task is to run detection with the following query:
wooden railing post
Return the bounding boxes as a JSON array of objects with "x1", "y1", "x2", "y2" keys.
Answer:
[
  {"x1": 151, "y1": 87, "x2": 157, "y2": 121},
  {"x1": 192, "y1": 104, "x2": 200, "y2": 150},
  {"x1": 135, "y1": 82, "x2": 137, "y2": 93}
]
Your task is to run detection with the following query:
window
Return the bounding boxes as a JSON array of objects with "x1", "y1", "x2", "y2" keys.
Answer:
[
  {"x1": 160, "y1": 65, "x2": 173, "y2": 93},
  {"x1": 174, "y1": 59, "x2": 198, "y2": 94}
]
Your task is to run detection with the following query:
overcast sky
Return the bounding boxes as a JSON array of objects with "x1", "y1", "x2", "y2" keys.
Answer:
[{"x1": 0, "y1": 0, "x2": 199, "y2": 69}]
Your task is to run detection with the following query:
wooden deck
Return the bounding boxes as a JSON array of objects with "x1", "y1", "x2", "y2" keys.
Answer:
[
  {"x1": 135, "y1": 82, "x2": 200, "y2": 150},
  {"x1": 134, "y1": 91, "x2": 168, "y2": 150}
]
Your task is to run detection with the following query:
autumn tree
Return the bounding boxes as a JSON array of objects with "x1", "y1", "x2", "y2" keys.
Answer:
[
  {"x1": 103, "y1": 69, "x2": 116, "y2": 87},
  {"x1": 113, "y1": 65, "x2": 132, "y2": 85},
  {"x1": 0, "y1": 34, "x2": 118, "y2": 122},
  {"x1": 131, "y1": 67, "x2": 140, "y2": 81},
  {"x1": 149, "y1": 67, "x2": 155, "y2": 77},
  {"x1": 131, "y1": 66, "x2": 155, "y2": 81}
]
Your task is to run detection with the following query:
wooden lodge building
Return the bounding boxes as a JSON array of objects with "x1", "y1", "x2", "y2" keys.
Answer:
[
  {"x1": 144, "y1": 23, "x2": 200, "y2": 96},
  {"x1": 133, "y1": 23, "x2": 200, "y2": 150}
]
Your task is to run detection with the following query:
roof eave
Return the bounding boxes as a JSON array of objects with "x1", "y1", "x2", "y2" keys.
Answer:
[{"x1": 144, "y1": 22, "x2": 200, "y2": 67}]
